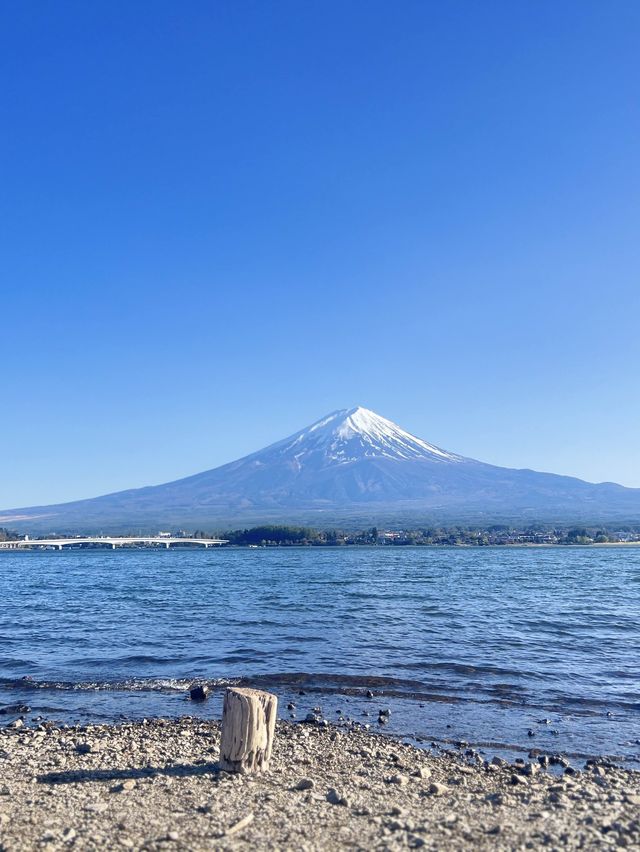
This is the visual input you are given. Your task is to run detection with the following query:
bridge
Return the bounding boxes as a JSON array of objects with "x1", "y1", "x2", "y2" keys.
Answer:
[{"x1": 0, "y1": 536, "x2": 228, "y2": 551}]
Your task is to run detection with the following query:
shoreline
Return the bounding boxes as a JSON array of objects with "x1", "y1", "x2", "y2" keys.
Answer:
[
  {"x1": 2, "y1": 541, "x2": 640, "y2": 551},
  {"x1": 1, "y1": 718, "x2": 638, "y2": 850}
]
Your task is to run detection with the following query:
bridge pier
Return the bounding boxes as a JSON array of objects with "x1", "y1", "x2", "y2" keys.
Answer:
[{"x1": 165, "y1": 541, "x2": 170, "y2": 549}]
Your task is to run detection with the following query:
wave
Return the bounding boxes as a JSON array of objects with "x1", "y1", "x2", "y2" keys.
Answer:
[{"x1": 1, "y1": 671, "x2": 638, "y2": 716}]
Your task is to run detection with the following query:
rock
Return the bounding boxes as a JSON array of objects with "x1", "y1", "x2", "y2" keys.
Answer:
[
  {"x1": 326, "y1": 788, "x2": 348, "y2": 806},
  {"x1": 305, "y1": 713, "x2": 319, "y2": 723},
  {"x1": 428, "y1": 782, "x2": 447, "y2": 796},
  {"x1": 491, "y1": 756, "x2": 508, "y2": 768},
  {"x1": 379, "y1": 708, "x2": 391, "y2": 716},
  {"x1": 511, "y1": 774, "x2": 527, "y2": 785},
  {"x1": 389, "y1": 774, "x2": 409, "y2": 786},
  {"x1": 524, "y1": 762, "x2": 540, "y2": 776},
  {"x1": 189, "y1": 685, "x2": 209, "y2": 701},
  {"x1": 76, "y1": 742, "x2": 92, "y2": 754},
  {"x1": 84, "y1": 802, "x2": 108, "y2": 814},
  {"x1": 121, "y1": 779, "x2": 137, "y2": 791},
  {"x1": 8, "y1": 719, "x2": 24, "y2": 729},
  {"x1": 296, "y1": 778, "x2": 315, "y2": 791},
  {"x1": 415, "y1": 766, "x2": 431, "y2": 780},
  {"x1": 287, "y1": 702, "x2": 296, "y2": 710},
  {"x1": 62, "y1": 828, "x2": 76, "y2": 842},
  {"x1": 366, "y1": 690, "x2": 374, "y2": 698}
]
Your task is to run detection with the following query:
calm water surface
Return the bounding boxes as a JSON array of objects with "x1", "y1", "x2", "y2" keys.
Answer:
[{"x1": 0, "y1": 547, "x2": 638, "y2": 765}]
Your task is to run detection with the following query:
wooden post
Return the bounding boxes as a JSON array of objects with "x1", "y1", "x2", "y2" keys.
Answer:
[{"x1": 219, "y1": 687, "x2": 278, "y2": 774}]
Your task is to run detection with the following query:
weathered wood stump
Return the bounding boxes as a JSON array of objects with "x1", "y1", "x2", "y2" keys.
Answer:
[{"x1": 219, "y1": 687, "x2": 278, "y2": 774}]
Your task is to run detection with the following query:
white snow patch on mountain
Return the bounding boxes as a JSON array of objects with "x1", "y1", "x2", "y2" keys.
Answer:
[{"x1": 273, "y1": 406, "x2": 464, "y2": 466}]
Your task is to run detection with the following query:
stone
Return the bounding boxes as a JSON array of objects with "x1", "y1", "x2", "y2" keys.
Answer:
[
  {"x1": 326, "y1": 788, "x2": 348, "y2": 806},
  {"x1": 415, "y1": 766, "x2": 431, "y2": 780},
  {"x1": 189, "y1": 685, "x2": 209, "y2": 701},
  {"x1": 296, "y1": 778, "x2": 315, "y2": 791},
  {"x1": 122, "y1": 779, "x2": 137, "y2": 791},
  {"x1": 85, "y1": 802, "x2": 108, "y2": 814},
  {"x1": 428, "y1": 782, "x2": 447, "y2": 796},
  {"x1": 389, "y1": 774, "x2": 409, "y2": 786}
]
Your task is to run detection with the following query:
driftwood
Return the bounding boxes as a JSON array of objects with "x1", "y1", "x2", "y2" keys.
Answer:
[{"x1": 219, "y1": 687, "x2": 278, "y2": 773}]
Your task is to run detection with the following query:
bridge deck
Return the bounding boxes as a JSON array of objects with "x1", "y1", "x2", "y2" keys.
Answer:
[{"x1": 0, "y1": 537, "x2": 228, "y2": 550}]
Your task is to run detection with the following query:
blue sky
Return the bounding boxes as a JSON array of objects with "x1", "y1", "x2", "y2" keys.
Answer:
[{"x1": 1, "y1": 0, "x2": 639, "y2": 507}]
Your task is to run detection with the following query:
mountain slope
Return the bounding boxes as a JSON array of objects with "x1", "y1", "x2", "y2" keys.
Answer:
[{"x1": 2, "y1": 407, "x2": 640, "y2": 532}]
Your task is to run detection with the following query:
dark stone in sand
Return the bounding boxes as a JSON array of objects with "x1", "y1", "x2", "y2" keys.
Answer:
[
  {"x1": 189, "y1": 685, "x2": 209, "y2": 701},
  {"x1": 326, "y1": 788, "x2": 348, "y2": 806}
]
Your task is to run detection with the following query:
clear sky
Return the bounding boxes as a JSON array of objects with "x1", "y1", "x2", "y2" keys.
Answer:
[{"x1": 1, "y1": 0, "x2": 639, "y2": 508}]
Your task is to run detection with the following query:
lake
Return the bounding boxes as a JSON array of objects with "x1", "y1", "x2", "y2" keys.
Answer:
[{"x1": 1, "y1": 546, "x2": 638, "y2": 765}]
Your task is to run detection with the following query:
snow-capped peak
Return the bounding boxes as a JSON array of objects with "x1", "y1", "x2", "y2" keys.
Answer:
[{"x1": 268, "y1": 406, "x2": 464, "y2": 467}]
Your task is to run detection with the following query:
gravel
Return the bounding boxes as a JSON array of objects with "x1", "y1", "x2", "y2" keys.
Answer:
[{"x1": 0, "y1": 717, "x2": 638, "y2": 850}]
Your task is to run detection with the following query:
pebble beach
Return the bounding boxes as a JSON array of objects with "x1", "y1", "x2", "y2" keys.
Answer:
[{"x1": 1, "y1": 717, "x2": 639, "y2": 851}]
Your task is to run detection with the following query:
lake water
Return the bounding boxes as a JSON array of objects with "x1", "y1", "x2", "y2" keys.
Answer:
[{"x1": 0, "y1": 546, "x2": 638, "y2": 766}]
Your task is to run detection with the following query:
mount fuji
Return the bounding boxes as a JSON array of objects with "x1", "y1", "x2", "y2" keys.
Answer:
[{"x1": 3, "y1": 406, "x2": 640, "y2": 532}]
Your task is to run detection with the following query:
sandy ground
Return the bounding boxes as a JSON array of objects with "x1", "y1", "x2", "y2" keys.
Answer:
[{"x1": 0, "y1": 717, "x2": 639, "y2": 851}]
